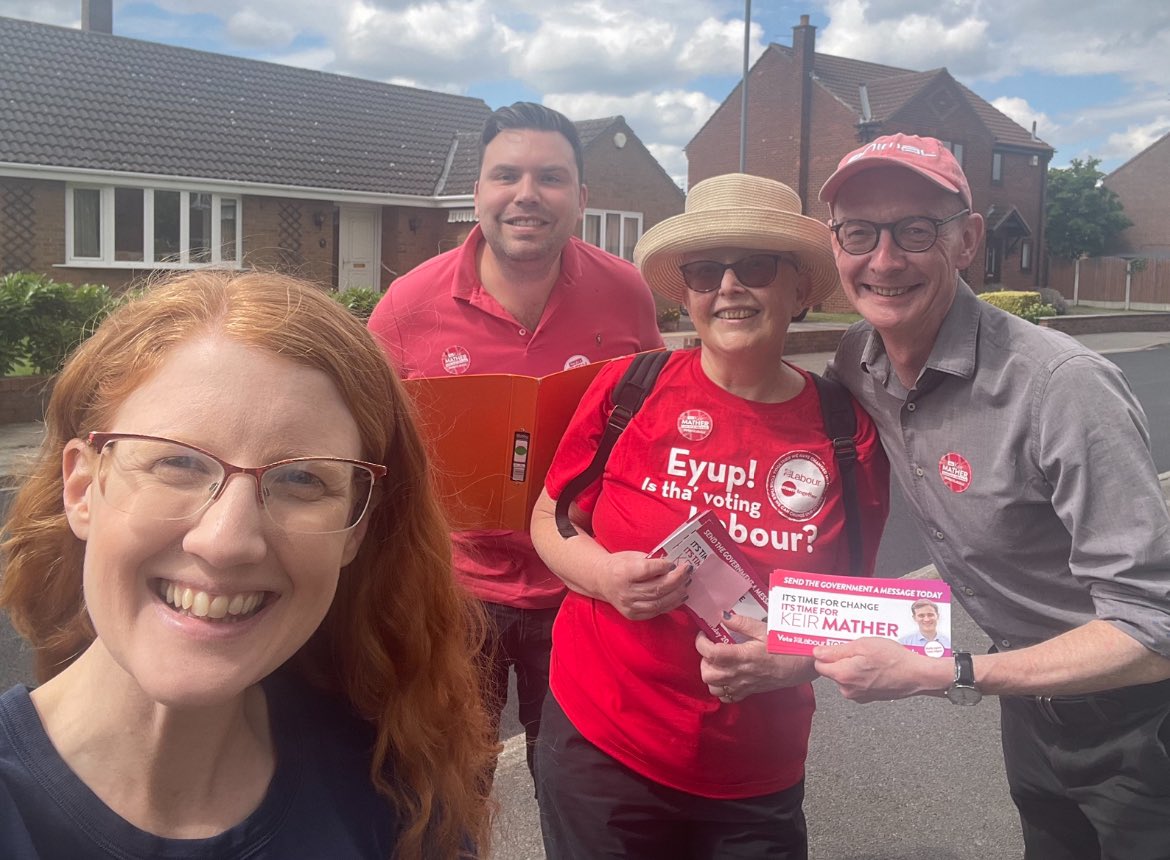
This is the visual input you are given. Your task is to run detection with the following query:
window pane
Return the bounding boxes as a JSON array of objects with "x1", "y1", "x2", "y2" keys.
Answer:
[
  {"x1": 153, "y1": 190, "x2": 181, "y2": 262},
  {"x1": 114, "y1": 188, "x2": 144, "y2": 262},
  {"x1": 189, "y1": 193, "x2": 212, "y2": 263},
  {"x1": 584, "y1": 213, "x2": 601, "y2": 247},
  {"x1": 220, "y1": 198, "x2": 238, "y2": 262},
  {"x1": 992, "y1": 152, "x2": 1003, "y2": 182},
  {"x1": 953, "y1": 143, "x2": 964, "y2": 168},
  {"x1": 622, "y1": 216, "x2": 640, "y2": 261},
  {"x1": 1020, "y1": 241, "x2": 1031, "y2": 271},
  {"x1": 73, "y1": 188, "x2": 101, "y2": 258},
  {"x1": 604, "y1": 213, "x2": 621, "y2": 256}
]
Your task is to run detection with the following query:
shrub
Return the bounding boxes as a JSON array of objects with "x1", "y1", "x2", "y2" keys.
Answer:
[
  {"x1": 0, "y1": 273, "x2": 117, "y2": 375},
  {"x1": 0, "y1": 276, "x2": 27, "y2": 375},
  {"x1": 1037, "y1": 287, "x2": 1068, "y2": 315},
  {"x1": 333, "y1": 286, "x2": 381, "y2": 321},
  {"x1": 979, "y1": 290, "x2": 1057, "y2": 325}
]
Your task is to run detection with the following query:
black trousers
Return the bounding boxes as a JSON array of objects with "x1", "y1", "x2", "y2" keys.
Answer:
[
  {"x1": 535, "y1": 694, "x2": 807, "y2": 860},
  {"x1": 1000, "y1": 679, "x2": 1170, "y2": 860},
  {"x1": 481, "y1": 601, "x2": 559, "y2": 784}
]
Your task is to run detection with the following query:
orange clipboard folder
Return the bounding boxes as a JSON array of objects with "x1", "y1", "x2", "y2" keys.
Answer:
[{"x1": 405, "y1": 350, "x2": 661, "y2": 531}]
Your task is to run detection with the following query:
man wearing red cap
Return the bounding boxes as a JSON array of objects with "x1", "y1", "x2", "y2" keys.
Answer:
[{"x1": 814, "y1": 133, "x2": 1170, "y2": 859}]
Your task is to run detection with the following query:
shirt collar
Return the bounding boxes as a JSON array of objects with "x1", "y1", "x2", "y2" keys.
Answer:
[
  {"x1": 450, "y1": 224, "x2": 580, "y2": 302},
  {"x1": 859, "y1": 277, "x2": 981, "y2": 386}
]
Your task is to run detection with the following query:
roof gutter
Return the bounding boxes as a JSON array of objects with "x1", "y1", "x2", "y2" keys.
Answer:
[{"x1": 0, "y1": 162, "x2": 475, "y2": 209}]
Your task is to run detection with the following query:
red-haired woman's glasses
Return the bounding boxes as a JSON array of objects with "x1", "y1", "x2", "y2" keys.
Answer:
[{"x1": 86, "y1": 432, "x2": 386, "y2": 534}]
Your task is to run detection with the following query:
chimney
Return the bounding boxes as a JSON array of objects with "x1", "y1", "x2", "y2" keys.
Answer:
[
  {"x1": 82, "y1": 0, "x2": 113, "y2": 34},
  {"x1": 792, "y1": 15, "x2": 816, "y2": 81},
  {"x1": 793, "y1": 14, "x2": 817, "y2": 207}
]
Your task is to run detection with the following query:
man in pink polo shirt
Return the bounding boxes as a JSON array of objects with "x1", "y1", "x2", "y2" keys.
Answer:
[{"x1": 368, "y1": 101, "x2": 662, "y2": 784}]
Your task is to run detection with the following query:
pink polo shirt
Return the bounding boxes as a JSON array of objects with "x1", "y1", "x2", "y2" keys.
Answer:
[{"x1": 368, "y1": 225, "x2": 663, "y2": 608}]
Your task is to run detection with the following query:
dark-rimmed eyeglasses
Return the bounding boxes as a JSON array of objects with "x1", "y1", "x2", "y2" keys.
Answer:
[
  {"x1": 85, "y1": 432, "x2": 386, "y2": 535},
  {"x1": 678, "y1": 254, "x2": 795, "y2": 293},
  {"x1": 830, "y1": 208, "x2": 970, "y2": 255}
]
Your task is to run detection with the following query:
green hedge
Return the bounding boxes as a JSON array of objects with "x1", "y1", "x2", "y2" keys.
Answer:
[
  {"x1": 980, "y1": 290, "x2": 1056, "y2": 325},
  {"x1": 0, "y1": 273, "x2": 118, "y2": 376},
  {"x1": 1, "y1": 274, "x2": 383, "y2": 377}
]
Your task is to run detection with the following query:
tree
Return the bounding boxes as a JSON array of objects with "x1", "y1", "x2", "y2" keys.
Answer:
[{"x1": 1045, "y1": 157, "x2": 1131, "y2": 261}]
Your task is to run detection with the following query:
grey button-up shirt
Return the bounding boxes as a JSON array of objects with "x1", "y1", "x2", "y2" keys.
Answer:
[{"x1": 830, "y1": 281, "x2": 1170, "y2": 655}]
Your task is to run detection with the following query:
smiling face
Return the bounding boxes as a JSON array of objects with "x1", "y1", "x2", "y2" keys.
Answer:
[
  {"x1": 62, "y1": 335, "x2": 367, "y2": 708},
  {"x1": 913, "y1": 603, "x2": 939, "y2": 637},
  {"x1": 474, "y1": 128, "x2": 587, "y2": 268},
  {"x1": 681, "y1": 246, "x2": 811, "y2": 363},
  {"x1": 829, "y1": 168, "x2": 983, "y2": 345}
]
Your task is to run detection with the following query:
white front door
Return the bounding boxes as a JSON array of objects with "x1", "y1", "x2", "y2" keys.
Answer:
[{"x1": 338, "y1": 205, "x2": 380, "y2": 291}]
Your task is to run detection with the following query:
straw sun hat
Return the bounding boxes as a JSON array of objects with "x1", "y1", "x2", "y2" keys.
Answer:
[{"x1": 633, "y1": 173, "x2": 839, "y2": 306}]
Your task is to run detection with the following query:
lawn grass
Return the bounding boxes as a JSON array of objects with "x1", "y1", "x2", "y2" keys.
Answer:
[{"x1": 805, "y1": 310, "x2": 861, "y2": 324}]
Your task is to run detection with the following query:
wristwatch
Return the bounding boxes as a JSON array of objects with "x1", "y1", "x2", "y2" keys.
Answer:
[{"x1": 945, "y1": 651, "x2": 982, "y2": 705}]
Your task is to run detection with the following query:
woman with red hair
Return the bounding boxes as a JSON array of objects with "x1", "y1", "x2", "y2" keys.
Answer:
[{"x1": 0, "y1": 271, "x2": 494, "y2": 858}]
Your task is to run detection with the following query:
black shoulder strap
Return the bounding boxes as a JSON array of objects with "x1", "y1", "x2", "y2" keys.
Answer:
[
  {"x1": 555, "y1": 350, "x2": 669, "y2": 538},
  {"x1": 811, "y1": 373, "x2": 865, "y2": 577}
]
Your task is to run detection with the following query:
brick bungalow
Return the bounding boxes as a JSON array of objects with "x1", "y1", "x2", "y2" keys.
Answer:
[
  {"x1": 0, "y1": 13, "x2": 682, "y2": 294},
  {"x1": 687, "y1": 15, "x2": 1054, "y2": 309}
]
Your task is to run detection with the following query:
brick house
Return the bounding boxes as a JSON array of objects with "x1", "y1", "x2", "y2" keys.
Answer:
[
  {"x1": 1103, "y1": 131, "x2": 1170, "y2": 258},
  {"x1": 0, "y1": 14, "x2": 682, "y2": 294},
  {"x1": 687, "y1": 16, "x2": 1054, "y2": 309}
]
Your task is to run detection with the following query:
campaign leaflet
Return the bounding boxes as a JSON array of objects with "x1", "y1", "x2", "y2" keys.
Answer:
[
  {"x1": 766, "y1": 571, "x2": 953, "y2": 658},
  {"x1": 648, "y1": 510, "x2": 768, "y2": 644}
]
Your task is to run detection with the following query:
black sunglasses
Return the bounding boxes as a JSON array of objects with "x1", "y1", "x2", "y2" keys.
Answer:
[{"x1": 678, "y1": 254, "x2": 792, "y2": 293}]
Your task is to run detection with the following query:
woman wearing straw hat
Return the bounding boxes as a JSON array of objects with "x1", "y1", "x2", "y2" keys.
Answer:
[{"x1": 529, "y1": 174, "x2": 889, "y2": 858}]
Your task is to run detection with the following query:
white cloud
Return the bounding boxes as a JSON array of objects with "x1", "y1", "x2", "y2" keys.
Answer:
[
  {"x1": 818, "y1": 0, "x2": 991, "y2": 75},
  {"x1": 545, "y1": 88, "x2": 720, "y2": 187},
  {"x1": 990, "y1": 96, "x2": 1058, "y2": 140},
  {"x1": 1101, "y1": 117, "x2": 1170, "y2": 167},
  {"x1": 225, "y1": 10, "x2": 297, "y2": 47}
]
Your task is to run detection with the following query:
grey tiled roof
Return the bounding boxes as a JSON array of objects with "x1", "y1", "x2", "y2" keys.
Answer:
[
  {"x1": 575, "y1": 117, "x2": 619, "y2": 148},
  {"x1": 778, "y1": 44, "x2": 1051, "y2": 152},
  {"x1": 0, "y1": 15, "x2": 493, "y2": 196}
]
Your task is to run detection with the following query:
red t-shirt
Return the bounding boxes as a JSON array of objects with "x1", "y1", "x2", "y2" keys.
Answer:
[
  {"x1": 544, "y1": 349, "x2": 890, "y2": 798},
  {"x1": 368, "y1": 226, "x2": 663, "y2": 608}
]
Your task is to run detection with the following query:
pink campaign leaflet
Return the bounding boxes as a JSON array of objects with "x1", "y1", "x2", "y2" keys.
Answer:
[{"x1": 767, "y1": 571, "x2": 954, "y2": 658}]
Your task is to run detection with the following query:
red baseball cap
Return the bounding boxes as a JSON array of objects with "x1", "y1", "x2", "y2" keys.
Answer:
[{"x1": 819, "y1": 133, "x2": 972, "y2": 208}]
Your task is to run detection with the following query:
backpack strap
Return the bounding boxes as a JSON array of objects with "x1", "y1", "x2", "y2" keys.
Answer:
[
  {"x1": 811, "y1": 373, "x2": 865, "y2": 578},
  {"x1": 555, "y1": 350, "x2": 669, "y2": 538}
]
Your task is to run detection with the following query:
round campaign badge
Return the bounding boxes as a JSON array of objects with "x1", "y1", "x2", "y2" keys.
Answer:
[
  {"x1": 766, "y1": 451, "x2": 829, "y2": 521},
  {"x1": 677, "y1": 409, "x2": 713, "y2": 441},
  {"x1": 563, "y1": 354, "x2": 590, "y2": 370},
  {"x1": 923, "y1": 640, "x2": 945, "y2": 659},
  {"x1": 938, "y1": 452, "x2": 972, "y2": 493},
  {"x1": 441, "y1": 346, "x2": 471, "y2": 375}
]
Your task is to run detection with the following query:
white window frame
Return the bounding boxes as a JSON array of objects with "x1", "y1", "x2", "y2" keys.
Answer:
[
  {"x1": 64, "y1": 184, "x2": 243, "y2": 269},
  {"x1": 991, "y1": 152, "x2": 1003, "y2": 184},
  {"x1": 582, "y1": 208, "x2": 643, "y2": 261}
]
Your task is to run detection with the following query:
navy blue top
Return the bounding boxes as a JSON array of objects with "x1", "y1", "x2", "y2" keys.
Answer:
[{"x1": 0, "y1": 670, "x2": 401, "y2": 858}]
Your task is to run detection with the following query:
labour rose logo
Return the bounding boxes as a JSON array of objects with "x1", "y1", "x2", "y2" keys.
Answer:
[
  {"x1": 938, "y1": 452, "x2": 972, "y2": 493},
  {"x1": 766, "y1": 451, "x2": 829, "y2": 521},
  {"x1": 441, "y1": 346, "x2": 471, "y2": 375},
  {"x1": 677, "y1": 409, "x2": 713, "y2": 441}
]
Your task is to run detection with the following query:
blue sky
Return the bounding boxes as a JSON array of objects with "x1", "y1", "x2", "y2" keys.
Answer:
[{"x1": 4, "y1": 1, "x2": 1168, "y2": 186}]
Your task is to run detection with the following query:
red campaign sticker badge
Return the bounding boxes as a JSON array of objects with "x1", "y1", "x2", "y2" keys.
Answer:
[
  {"x1": 938, "y1": 452, "x2": 972, "y2": 493},
  {"x1": 441, "y1": 346, "x2": 471, "y2": 375},
  {"x1": 677, "y1": 409, "x2": 713, "y2": 441}
]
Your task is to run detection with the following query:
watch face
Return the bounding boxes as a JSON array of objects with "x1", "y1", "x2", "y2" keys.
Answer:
[{"x1": 946, "y1": 684, "x2": 983, "y2": 706}]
